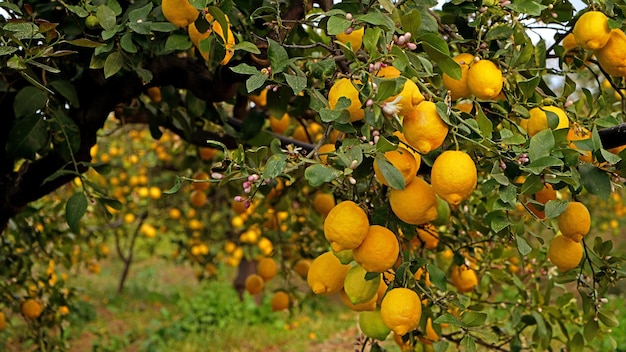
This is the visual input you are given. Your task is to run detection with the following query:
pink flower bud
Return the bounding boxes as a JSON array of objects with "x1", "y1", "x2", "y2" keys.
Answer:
[{"x1": 406, "y1": 43, "x2": 417, "y2": 50}]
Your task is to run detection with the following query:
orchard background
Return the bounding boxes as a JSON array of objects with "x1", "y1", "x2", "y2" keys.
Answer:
[{"x1": 2, "y1": 0, "x2": 626, "y2": 351}]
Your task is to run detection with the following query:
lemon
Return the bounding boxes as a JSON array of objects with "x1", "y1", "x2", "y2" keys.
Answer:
[
  {"x1": 146, "y1": 87, "x2": 162, "y2": 103},
  {"x1": 403, "y1": 101, "x2": 449, "y2": 154},
  {"x1": 567, "y1": 126, "x2": 593, "y2": 162},
  {"x1": 442, "y1": 53, "x2": 474, "y2": 100},
  {"x1": 389, "y1": 177, "x2": 438, "y2": 225},
  {"x1": 188, "y1": 14, "x2": 235, "y2": 64},
  {"x1": 359, "y1": 310, "x2": 392, "y2": 341},
  {"x1": 293, "y1": 259, "x2": 311, "y2": 279},
  {"x1": 0, "y1": 311, "x2": 6, "y2": 331},
  {"x1": 450, "y1": 265, "x2": 478, "y2": 293},
  {"x1": 526, "y1": 106, "x2": 570, "y2": 137},
  {"x1": 557, "y1": 202, "x2": 591, "y2": 243},
  {"x1": 392, "y1": 79, "x2": 425, "y2": 116},
  {"x1": 526, "y1": 183, "x2": 557, "y2": 219},
  {"x1": 467, "y1": 59, "x2": 503, "y2": 100},
  {"x1": 340, "y1": 288, "x2": 377, "y2": 311},
  {"x1": 573, "y1": 11, "x2": 611, "y2": 50},
  {"x1": 307, "y1": 251, "x2": 351, "y2": 295},
  {"x1": 323, "y1": 200, "x2": 370, "y2": 252},
  {"x1": 344, "y1": 264, "x2": 381, "y2": 304},
  {"x1": 420, "y1": 318, "x2": 439, "y2": 345},
  {"x1": 430, "y1": 150, "x2": 477, "y2": 206},
  {"x1": 245, "y1": 274, "x2": 265, "y2": 295},
  {"x1": 432, "y1": 195, "x2": 451, "y2": 226},
  {"x1": 269, "y1": 113, "x2": 291, "y2": 134},
  {"x1": 392, "y1": 131, "x2": 422, "y2": 167},
  {"x1": 328, "y1": 78, "x2": 365, "y2": 122},
  {"x1": 373, "y1": 147, "x2": 418, "y2": 187},
  {"x1": 312, "y1": 192, "x2": 335, "y2": 217},
  {"x1": 249, "y1": 89, "x2": 268, "y2": 106},
  {"x1": 257, "y1": 257, "x2": 277, "y2": 281},
  {"x1": 333, "y1": 248, "x2": 355, "y2": 264},
  {"x1": 595, "y1": 28, "x2": 626, "y2": 77},
  {"x1": 21, "y1": 299, "x2": 43, "y2": 319},
  {"x1": 191, "y1": 171, "x2": 210, "y2": 191},
  {"x1": 376, "y1": 66, "x2": 402, "y2": 78},
  {"x1": 416, "y1": 225, "x2": 439, "y2": 250},
  {"x1": 380, "y1": 288, "x2": 422, "y2": 336},
  {"x1": 161, "y1": 0, "x2": 198, "y2": 28},
  {"x1": 336, "y1": 26, "x2": 364, "y2": 51},
  {"x1": 353, "y1": 225, "x2": 399, "y2": 273},
  {"x1": 562, "y1": 33, "x2": 578, "y2": 52},
  {"x1": 548, "y1": 234, "x2": 583, "y2": 272},
  {"x1": 318, "y1": 143, "x2": 336, "y2": 164},
  {"x1": 270, "y1": 291, "x2": 290, "y2": 311}
]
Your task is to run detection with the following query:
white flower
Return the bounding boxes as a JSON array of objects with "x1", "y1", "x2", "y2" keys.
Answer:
[{"x1": 381, "y1": 95, "x2": 403, "y2": 117}]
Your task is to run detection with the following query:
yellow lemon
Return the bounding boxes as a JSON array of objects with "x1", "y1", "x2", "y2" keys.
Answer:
[
  {"x1": 526, "y1": 105, "x2": 570, "y2": 137},
  {"x1": 312, "y1": 192, "x2": 335, "y2": 217},
  {"x1": 189, "y1": 14, "x2": 235, "y2": 64},
  {"x1": 557, "y1": 202, "x2": 591, "y2": 243},
  {"x1": 328, "y1": 78, "x2": 365, "y2": 122},
  {"x1": 344, "y1": 264, "x2": 381, "y2": 305},
  {"x1": 389, "y1": 177, "x2": 438, "y2": 225},
  {"x1": 318, "y1": 143, "x2": 336, "y2": 164},
  {"x1": 353, "y1": 225, "x2": 399, "y2": 273},
  {"x1": 0, "y1": 311, "x2": 6, "y2": 331},
  {"x1": 567, "y1": 126, "x2": 593, "y2": 162},
  {"x1": 146, "y1": 87, "x2": 162, "y2": 103},
  {"x1": 415, "y1": 225, "x2": 439, "y2": 250},
  {"x1": 420, "y1": 317, "x2": 439, "y2": 345},
  {"x1": 430, "y1": 150, "x2": 477, "y2": 206},
  {"x1": 548, "y1": 234, "x2": 583, "y2": 272},
  {"x1": 467, "y1": 59, "x2": 503, "y2": 100},
  {"x1": 323, "y1": 201, "x2": 370, "y2": 252},
  {"x1": 450, "y1": 265, "x2": 478, "y2": 293},
  {"x1": 293, "y1": 258, "x2": 311, "y2": 279},
  {"x1": 359, "y1": 310, "x2": 391, "y2": 341},
  {"x1": 403, "y1": 101, "x2": 449, "y2": 154},
  {"x1": 562, "y1": 32, "x2": 578, "y2": 51},
  {"x1": 257, "y1": 257, "x2": 278, "y2": 281},
  {"x1": 307, "y1": 251, "x2": 351, "y2": 295},
  {"x1": 442, "y1": 53, "x2": 474, "y2": 100},
  {"x1": 21, "y1": 299, "x2": 43, "y2": 319},
  {"x1": 526, "y1": 183, "x2": 557, "y2": 219},
  {"x1": 373, "y1": 147, "x2": 418, "y2": 188},
  {"x1": 270, "y1": 291, "x2": 290, "y2": 311},
  {"x1": 245, "y1": 274, "x2": 265, "y2": 295},
  {"x1": 336, "y1": 26, "x2": 364, "y2": 51},
  {"x1": 595, "y1": 28, "x2": 626, "y2": 77},
  {"x1": 340, "y1": 288, "x2": 377, "y2": 311},
  {"x1": 392, "y1": 131, "x2": 422, "y2": 166},
  {"x1": 380, "y1": 288, "x2": 422, "y2": 336},
  {"x1": 161, "y1": 0, "x2": 198, "y2": 28},
  {"x1": 269, "y1": 113, "x2": 291, "y2": 134},
  {"x1": 573, "y1": 11, "x2": 611, "y2": 50},
  {"x1": 376, "y1": 65, "x2": 402, "y2": 78}
]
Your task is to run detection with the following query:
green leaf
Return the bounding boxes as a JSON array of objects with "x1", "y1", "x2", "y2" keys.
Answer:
[
  {"x1": 49, "y1": 80, "x2": 79, "y2": 107},
  {"x1": 505, "y1": 1, "x2": 547, "y2": 16},
  {"x1": 523, "y1": 156, "x2": 563, "y2": 174},
  {"x1": 462, "y1": 311, "x2": 487, "y2": 328},
  {"x1": 66, "y1": 192, "x2": 88, "y2": 232},
  {"x1": 544, "y1": 200, "x2": 569, "y2": 218},
  {"x1": 528, "y1": 129, "x2": 555, "y2": 161},
  {"x1": 363, "y1": 27, "x2": 382, "y2": 56},
  {"x1": 433, "y1": 314, "x2": 464, "y2": 327},
  {"x1": 164, "y1": 34, "x2": 192, "y2": 52},
  {"x1": 400, "y1": 10, "x2": 421, "y2": 37},
  {"x1": 0, "y1": 46, "x2": 18, "y2": 56},
  {"x1": 531, "y1": 311, "x2": 548, "y2": 338},
  {"x1": 461, "y1": 335, "x2": 477, "y2": 352},
  {"x1": 104, "y1": 51, "x2": 123, "y2": 78},
  {"x1": 135, "y1": 67, "x2": 153, "y2": 85},
  {"x1": 485, "y1": 24, "x2": 514, "y2": 41},
  {"x1": 476, "y1": 108, "x2": 493, "y2": 139},
  {"x1": 68, "y1": 38, "x2": 105, "y2": 48},
  {"x1": 375, "y1": 136, "x2": 397, "y2": 153},
  {"x1": 598, "y1": 310, "x2": 620, "y2": 327},
  {"x1": 327, "y1": 15, "x2": 351, "y2": 36},
  {"x1": 234, "y1": 41, "x2": 261, "y2": 54},
  {"x1": 246, "y1": 73, "x2": 267, "y2": 93},
  {"x1": 427, "y1": 263, "x2": 446, "y2": 291},
  {"x1": 267, "y1": 38, "x2": 289, "y2": 73},
  {"x1": 319, "y1": 108, "x2": 345, "y2": 123},
  {"x1": 14, "y1": 86, "x2": 48, "y2": 118},
  {"x1": 128, "y1": 3, "x2": 152, "y2": 22},
  {"x1": 305, "y1": 164, "x2": 342, "y2": 187},
  {"x1": 518, "y1": 76, "x2": 540, "y2": 99},
  {"x1": 579, "y1": 163, "x2": 611, "y2": 200},
  {"x1": 164, "y1": 176, "x2": 181, "y2": 194},
  {"x1": 6, "y1": 115, "x2": 48, "y2": 159},
  {"x1": 96, "y1": 5, "x2": 117, "y2": 31},
  {"x1": 284, "y1": 73, "x2": 307, "y2": 95},
  {"x1": 359, "y1": 10, "x2": 394, "y2": 30},
  {"x1": 516, "y1": 235, "x2": 532, "y2": 256},
  {"x1": 373, "y1": 78, "x2": 403, "y2": 102},
  {"x1": 375, "y1": 157, "x2": 405, "y2": 190},
  {"x1": 230, "y1": 63, "x2": 259, "y2": 75},
  {"x1": 584, "y1": 319, "x2": 598, "y2": 342},
  {"x1": 262, "y1": 154, "x2": 287, "y2": 180},
  {"x1": 241, "y1": 110, "x2": 265, "y2": 140}
]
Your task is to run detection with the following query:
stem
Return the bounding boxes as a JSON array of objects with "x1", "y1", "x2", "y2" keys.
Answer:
[{"x1": 116, "y1": 212, "x2": 147, "y2": 295}]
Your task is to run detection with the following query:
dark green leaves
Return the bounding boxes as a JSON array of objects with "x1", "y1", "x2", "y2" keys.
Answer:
[
  {"x1": 14, "y1": 86, "x2": 47, "y2": 118},
  {"x1": 374, "y1": 157, "x2": 405, "y2": 190},
  {"x1": 305, "y1": 164, "x2": 342, "y2": 187},
  {"x1": 66, "y1": 192, "x2": 88, "y2": 232},
  {"x1": 6, "y1": 115, "x2": 48, "y2": 159},
  {"x1": 579, "y1": 163, "x2": 611, "y2": 200}
]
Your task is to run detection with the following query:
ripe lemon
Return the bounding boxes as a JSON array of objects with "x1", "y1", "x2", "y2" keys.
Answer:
[
  {"x1": 380, "y1": 288, "x2": 422, "y2": 336},
  {"x1": 450, "y1": 265, "x2": 478, "y2": 293},
  {"x1": 359, "y1": 310, "x2": 391, "y2": 341},
  {"x1": 562, "y1": 33, "x2": 578, "y2": 52},
  {"x1": 431, "y1": 150, "x2": 477, "y2": 206},
  {"x1": 189, "y1": 14, "x2": 235, "y2": 64},
  {"x1": 595, "y1": 28, "x2": 626, "y2": 77},
  {"x1": 0, "y1": 311, "x2": 6, "y2": 331},
  {"x1": 391, "y1": 79, "x2": 425, "y2": 116},
  {"x1": 573, "y1": 11, "x2": 611, "y2": 50},
  {"x1": 467, "y1": 59, "x2": 503, "y2": 100},
  {"x1": 21, "y1": 299, "x2": 43, "y2": 319},
  {"x1": 270, "y1": 291, "x2": 290, "y2": 311},
  {"x1": 392, "y1": 131, "x2": 422, "y2": 167},
  {"x1": 548, "y1": 234, "x2": 583, "y2": 272},
  {"x1": 191, "y1": 171, "x2": 210, "y2": 191},
  {"x1": 249, "y1": 89, "x2": 268, "y2": 106},
  {"x1": 190, "y1": 190, "x2": 208, "y2": 208},
  {"x1": 376, "y1": 65, "x2": 401, "y2": 78},
  {"x1": 557, "y1": 202, "x2": 591, "y2": 243},
  {"x1": 567, "y1": 126, "x2": 593, "y2": 162},
  {"x1": 269, "y1": 113, "x2": 291, "y2": 134},
  {"x1": 198, "y1": 147, "x2": 217, "y2": 160},
  {"x1": 312, "y1": 192, "x2": 335, "y2": 217},
  {"x1": 416, "y1": 225, "x2": 439, "y2": 250},
  {"x1": 293, "y1": 258, "x2": 311, "y2": 279},
  {"x1": 373, "y1": 147, "x2": 418, "y2": 187},
  {"x1": 333, "y1": 248, "x2": 355, "y2": 264},
  {"x1": 442, "y1": 53, "x2": 474, "y2": 100},
  {"x1": 245, "y1": 274, "x2": 265, "y2": 295},
  {"x1": 318, "y1": 143, "x2": 336, "y2": 164},
  {"x1": 328, "y1": 78, "x2": 365, "y2": 122},
  {"x1": 323, "y1": 201, "x2": 370, "y2": 252},
  {"x1": 257, "y1": 257, "x2": 277, "y2": 281},
  {"x1": 161, "y1": 0, "x2": 198, "y2": 28},
  {"x1": 340, "y1": 288, "x2": 377, "y2": 311},
  {"x1": 403, "y1": 101, "x2": 449, "y2": 154},
  {"x1": 527, "y1": 183, "x2": 557, "y2": 219},
  {"x1": 336, "y1": 27, "x2": 364, "y2": 51},
  {"x1": 307, "y1": 251, "x2": 351, "y2": 295},
  {"x1": 526, "y1": 106, "x2": 570, "y2": 137},
  {"x1": 344, "y1": 264, "x2": 381, "y2": 304},
  {"x1": 389, "y1": 177, "x2": 438, "y2": 225},
  {"x1": 419, "y1": 317, "x2": 439, "y2": 345},
  {"x1": 146, "y1": 87, "x2": 162, "y2": 103},
  {"x1": 353, "y1": 225, "x2": 399, "y2": 273}
]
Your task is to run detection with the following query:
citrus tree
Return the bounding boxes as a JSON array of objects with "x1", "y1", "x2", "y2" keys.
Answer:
[{"x1": 2, "y1": 0, "x2": 626, "y2": 350}]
